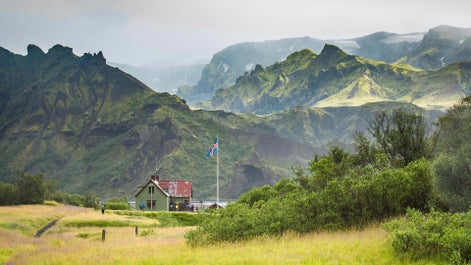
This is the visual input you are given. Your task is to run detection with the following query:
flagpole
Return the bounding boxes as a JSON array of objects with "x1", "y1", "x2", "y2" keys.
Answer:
[{"x1": 216, "y1": 134, "x2": 219, "y2": 206}]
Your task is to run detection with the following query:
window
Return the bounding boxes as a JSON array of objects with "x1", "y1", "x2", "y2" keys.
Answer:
[
  {"x1": 146, "y1": 200, "x2": 156, "y2": 208},
  {"x1": 148, "y1": 186, "x2": 155, "y2": 193}
]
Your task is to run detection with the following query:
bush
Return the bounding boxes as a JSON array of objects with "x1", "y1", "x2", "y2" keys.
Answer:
[
  {"x1": 0, "y1": 182, "x2": 18, "y2": 205},
  {"x1": 385, "y1": 209, "x2": 471, "y2": 263},
  {"x1": 64, "y1": 194, "x2": 84, "y2": 206},
  {"x1": 185, "y1": 159, "x2": 439, "y2": 246},
  {"x1": 106, "y1": 201, "x2": 130, "y2": 210},
  {"x1": 114, "y1": 211, "x2": 199, "y2": 227}
]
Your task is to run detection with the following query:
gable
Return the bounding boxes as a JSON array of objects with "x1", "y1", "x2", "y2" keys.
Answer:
[{"x1": 134, "y1": 179, "x2": 169, "y2": 198}]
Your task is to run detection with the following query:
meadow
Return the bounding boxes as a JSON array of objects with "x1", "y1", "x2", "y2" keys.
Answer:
[{"x1": 0, "y1": 204, "x2": 446, "y2": 265}]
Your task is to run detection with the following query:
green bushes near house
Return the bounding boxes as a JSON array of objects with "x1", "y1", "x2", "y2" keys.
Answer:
[{"x1": 115, "y1": 211, "x2": 198, "y2": 227}]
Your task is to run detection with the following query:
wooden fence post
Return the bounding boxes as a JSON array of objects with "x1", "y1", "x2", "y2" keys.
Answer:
[
  {"x1": 102, "y1": 229, "x2": 106, "y2": 242},
  {"x1": 135, "y1": 226, "x2": 138, "y2": 236}
]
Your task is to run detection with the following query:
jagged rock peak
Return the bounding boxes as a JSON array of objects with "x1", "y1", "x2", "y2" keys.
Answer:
[
  {"x1": 315, "y1": 44, "x2": 350, "y2": 64},
  {"x1": 252, "y1": 64, "x2": 264, "y2": 73},
  {"x1": 319, "y1": 44, "x2": 348, "y2": 57},
  {"x1": 286, "y1": 48, "x2": 317, "y2": 60},
  {"x1": 81, "y1": 51, "x2": 106, "y2": 66},
  {"x1": 47, "y1": 44, "x2": 74, "y2": 57},
  {"x1": 26, "y1": 44, "x2": 45, "y2": 58}
]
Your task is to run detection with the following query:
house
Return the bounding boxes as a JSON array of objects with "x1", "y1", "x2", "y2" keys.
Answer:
[{"x1": 134, "y1": 175, "x2": 193, "y2": 211}]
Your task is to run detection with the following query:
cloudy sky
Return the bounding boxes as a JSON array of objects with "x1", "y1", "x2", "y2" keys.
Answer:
[{"x1": 1, "y1": 0, "x2": 470, "y2": 66}]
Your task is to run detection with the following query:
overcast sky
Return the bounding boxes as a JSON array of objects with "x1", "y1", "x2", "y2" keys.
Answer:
[{"x1": 1, "y1": 0, "x2": 470, "y2": 66}]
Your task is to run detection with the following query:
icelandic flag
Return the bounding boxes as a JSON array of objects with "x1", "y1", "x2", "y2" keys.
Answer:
[{"x1": 206, "y1": 138, "x2": 218, "y2": 158}]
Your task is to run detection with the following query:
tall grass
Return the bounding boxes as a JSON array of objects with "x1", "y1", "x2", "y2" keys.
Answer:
[{"x1": 0, "y1": 204, "x2": 446, "y2": 265}]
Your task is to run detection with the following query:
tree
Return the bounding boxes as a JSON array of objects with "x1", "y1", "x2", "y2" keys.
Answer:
[
  {"x1": 44, "y1": 179, "x2": 59, "y2": 201},
  {"x1": 16, "y1": 172, "x2": 45, "y2": 204},
  {"x1": 369, "y1": 108, "x2": 428, "y2": 167},
  {"x1": 353, "y1": 131, "x2": 375, "y2": 166},
  {"x1": 432, "y1": 96, "x2": 471, "y2": 211},
  {"x1": 294, "y1": 146, "x2": 353, "y2": 192},
  {"x1": 0, "y1": 182, "x2": 18, "y2": 205}
]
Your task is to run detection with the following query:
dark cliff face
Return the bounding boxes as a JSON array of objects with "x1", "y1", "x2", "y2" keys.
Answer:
[{"x1": 0, "y1": 44, "x2": 188, "y2": 196}]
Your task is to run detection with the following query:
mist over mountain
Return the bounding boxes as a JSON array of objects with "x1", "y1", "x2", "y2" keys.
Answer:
[
  {"x1": 399, "y1": 25, "x2": 471, "y2": 69},
  {"x1": 109, "y1": 62, "x2": 205, "y2": 94}
]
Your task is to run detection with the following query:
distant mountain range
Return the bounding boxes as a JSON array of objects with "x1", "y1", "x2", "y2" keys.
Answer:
[
  {"x1": 178, "y1": 25, "x2": 471, "y2": 106},
  {"x1": 201, "y1": 45, "x2": 471, "y2": 114}
]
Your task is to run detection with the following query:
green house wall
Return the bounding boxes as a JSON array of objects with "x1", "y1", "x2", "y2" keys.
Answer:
[{"x1": 135, "y1": 182, "x2": 169, "y2": 211}]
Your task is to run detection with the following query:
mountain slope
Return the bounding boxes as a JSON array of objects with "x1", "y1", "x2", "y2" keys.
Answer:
[
  {"x1": 203, "y1": 44, "x2": 471, "y2": 114},
  {"x1": 398, "y1": 25, "x2": 471, "y2": 69},
  {"x1": 0, "y1": 44, "x2": 319, "y2": 199}
]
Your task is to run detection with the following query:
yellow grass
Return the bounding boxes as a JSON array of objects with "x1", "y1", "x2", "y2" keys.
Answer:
[{"x1": 0, "y1": 204, "x2": 446, "y2": 265}]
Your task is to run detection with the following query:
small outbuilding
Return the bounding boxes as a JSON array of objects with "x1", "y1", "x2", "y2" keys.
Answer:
[{"x1": 134, "y1": 175, "x2": 192, "y2": 211}]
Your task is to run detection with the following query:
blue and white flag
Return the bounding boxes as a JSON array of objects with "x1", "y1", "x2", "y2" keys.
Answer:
[{"x1": 206, "y1": 138, "x2": 218, "y2": 158}]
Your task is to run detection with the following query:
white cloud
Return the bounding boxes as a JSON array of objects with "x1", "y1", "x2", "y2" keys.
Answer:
[{"x1": 0, "y1": 0, "x2": 470, "y2": 65}]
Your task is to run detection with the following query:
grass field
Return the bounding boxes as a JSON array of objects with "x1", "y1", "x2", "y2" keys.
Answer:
[{"x1": 0, "y1": 204, "x2": 446, "y2": 265}]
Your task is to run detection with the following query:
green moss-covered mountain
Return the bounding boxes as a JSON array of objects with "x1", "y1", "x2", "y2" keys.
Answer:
[
  {"x1": 202, "y1": 44, "x2": 471, "y2": 114},
  {"x1": 0, "y1": 44, "x2": 443, "y2": 200},
  {"x1": 178, "y1": 25, "x2": 471, "y2": 106}
]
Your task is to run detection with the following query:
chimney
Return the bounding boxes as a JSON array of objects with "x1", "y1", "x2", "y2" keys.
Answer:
[{"x1": 150, "y1": 175, "x2": 160, "y2": 182}]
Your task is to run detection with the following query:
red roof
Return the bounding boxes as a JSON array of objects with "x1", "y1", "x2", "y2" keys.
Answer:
[{"x1": 157, "y1": 180, "x2": 192, "y2": 198}]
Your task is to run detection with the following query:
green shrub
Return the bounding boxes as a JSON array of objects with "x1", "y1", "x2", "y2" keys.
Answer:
[
  {"x1": 64, "y1": 220, "x2": 131, "y2": 228},
  {"x1": 385, "y1": 209, "x2": 471, "y2": 264},
  {"x1": 0, "y1": 182, "x2": 18, "y2": 205},
  {"x1": 106, "y1": 201, "x2": 130, "y2": 210},
  {"x1": 186, "y1": 158, "x2": 439, "y2": 246},
  {"x1": 114, "y1": 211, "x2": 198, "y2": 227}
]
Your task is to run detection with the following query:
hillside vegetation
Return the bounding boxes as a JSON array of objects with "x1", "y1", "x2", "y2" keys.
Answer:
[{"x1": 203, "y1": 44, "x2": 471, "y2": 114}]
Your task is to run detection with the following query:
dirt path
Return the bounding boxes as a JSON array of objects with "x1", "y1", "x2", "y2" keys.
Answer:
[{"x1": 35, "y1": 218, "x2": 61, "y2": 237}]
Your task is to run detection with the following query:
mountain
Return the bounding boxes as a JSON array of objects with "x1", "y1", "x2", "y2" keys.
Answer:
[
  {"x1": 332, "y1": 31, "x2": 423, "y2": 63},
  {"x1": 0, "y1": 44, "x2": 446, "y2": 200},
  {"x1": 398, "y1": 25, "x2": 471, "y2": 69},
  {"x1": 177, "y1": 25, "x2": 471, "y2": 106},
  {"x1": 177, "y1": 37, "x2": 326, "y2": 105},
  {"x1": 0, "y1": 44, "x2": 320, "y2": 199},
  {"x1": 202, "y1": 44, "x2": 471, "y2": 114}
]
